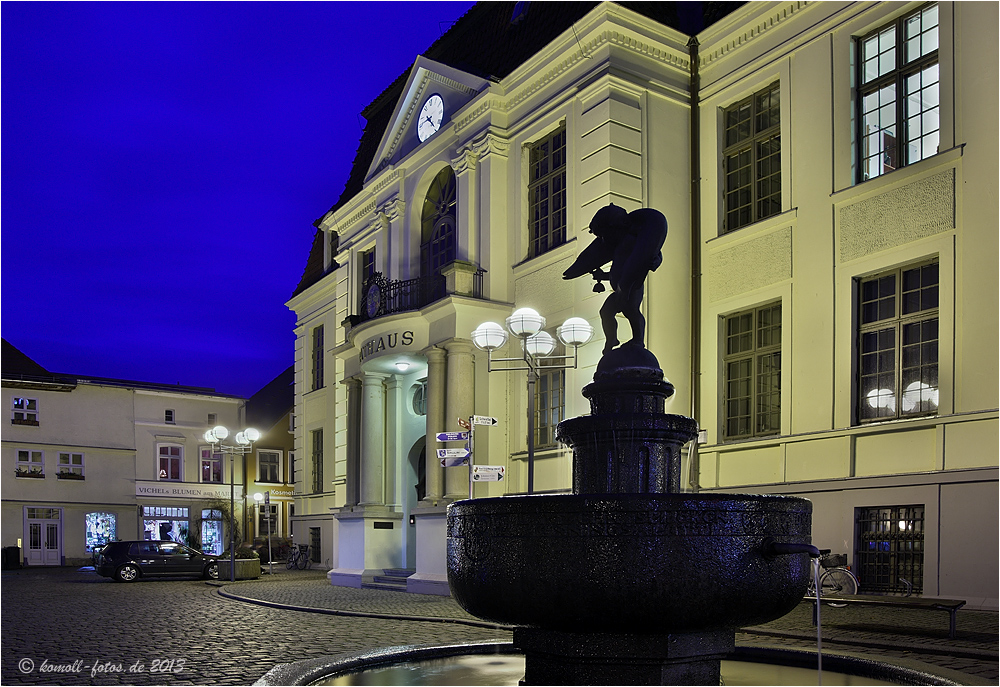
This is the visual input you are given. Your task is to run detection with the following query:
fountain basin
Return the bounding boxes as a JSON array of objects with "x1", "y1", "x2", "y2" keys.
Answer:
[{"x1": 447, "y1": 492, "x2": 813, "y2": 633}]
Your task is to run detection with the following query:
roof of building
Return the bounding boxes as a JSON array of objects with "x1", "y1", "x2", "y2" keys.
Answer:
[
  {"x1": 291, "y1": 1, "x2": 743, "y2": 298},
  {"x1": 245, "y1": 364, "x2": 294, "y2": 433}
]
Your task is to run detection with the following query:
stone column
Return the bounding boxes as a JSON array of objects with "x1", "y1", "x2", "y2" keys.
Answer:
[
  {"x1": 341, "y1": 377, "x2": 362, "y2": 506},
  {"x1": 384, "y1": 374, "x2": 404, "y2": 508},
  {"x1": 444, "y1": 339, "x2": 475, "y2": 499},
  {"x1": 423, "y1": 347, "x2": 447, "y2": 503},
  {"x1": 359, "y1": 372, "x2": 387, "y2": 506}
]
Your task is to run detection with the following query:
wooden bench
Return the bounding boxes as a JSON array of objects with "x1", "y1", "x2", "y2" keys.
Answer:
[{"x1": 811, "y1": 594, "x2": 967, "y2": 638}]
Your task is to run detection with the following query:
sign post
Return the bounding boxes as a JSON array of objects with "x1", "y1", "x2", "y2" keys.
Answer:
[{"x1": 264, "y1": 490, "x2": 273, "y2": 576}]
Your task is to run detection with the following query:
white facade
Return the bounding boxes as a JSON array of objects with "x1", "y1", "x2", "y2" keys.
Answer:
[{"x1": 289, "y1": 1, "x2": 997, "y2": 604}]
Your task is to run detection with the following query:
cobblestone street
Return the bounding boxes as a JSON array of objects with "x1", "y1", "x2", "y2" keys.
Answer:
[
  {"x1": 1, "y1": 568, "x2": 509, "y2": 685},
  {"x1": 3, "y1": 567, "x2": 997, "y2": 685}
]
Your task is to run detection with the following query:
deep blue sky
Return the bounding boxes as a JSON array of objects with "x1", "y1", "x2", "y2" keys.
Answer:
[{"x1": 2, "y1": 1, "x2": 475, "y2": 397}]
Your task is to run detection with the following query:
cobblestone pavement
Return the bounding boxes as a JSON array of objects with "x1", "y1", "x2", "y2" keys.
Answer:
[{"x1": 3, "y1": 566, "x2": 997, "y2": 685}]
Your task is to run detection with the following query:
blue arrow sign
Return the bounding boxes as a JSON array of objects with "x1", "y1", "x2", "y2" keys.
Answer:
[
  {"x1": 437, "y1": 448, "x2": 470, "y2": 459},
  {"x1": 436, "y1": 431, "x2": 469, "y2": 442}
]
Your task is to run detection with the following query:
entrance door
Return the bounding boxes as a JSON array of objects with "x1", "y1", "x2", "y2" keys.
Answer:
[{"x1": 25, "y1": 508, "x2": 62, "y2": 566}]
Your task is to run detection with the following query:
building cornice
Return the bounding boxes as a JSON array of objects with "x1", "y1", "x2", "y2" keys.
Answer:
[{"x1": 698, "y1": 2, "x2": 812, "y2": 69}]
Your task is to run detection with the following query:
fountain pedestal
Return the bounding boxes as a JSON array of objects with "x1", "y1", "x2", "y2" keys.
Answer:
[{"x1": 447, "y1": 347, "x2": 813, "y2": 685}]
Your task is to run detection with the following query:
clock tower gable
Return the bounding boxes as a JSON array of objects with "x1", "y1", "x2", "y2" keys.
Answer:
[{"x1": 365, "y1": 56, "x2": 488, "y2": 183}]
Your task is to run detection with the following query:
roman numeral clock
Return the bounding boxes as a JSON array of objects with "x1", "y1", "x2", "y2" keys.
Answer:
[{"x1": 417, "y1": 93, "x2": 444, "y2": 142}]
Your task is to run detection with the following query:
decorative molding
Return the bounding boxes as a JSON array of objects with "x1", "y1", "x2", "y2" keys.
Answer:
[
  {"x1": 700, "y1": 2, "x2": 811, "y2": 68},
  {"x1": 839, "y1": 169, "x2": 955, "y2": 263},
  {"x1": 451, "y1": 147, "x2": 479, "y2": 175}
]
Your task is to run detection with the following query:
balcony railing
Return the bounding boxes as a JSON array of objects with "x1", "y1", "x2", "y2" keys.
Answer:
[{"x1": 355, "y1": 266, "x2": 485, "y2": 326}]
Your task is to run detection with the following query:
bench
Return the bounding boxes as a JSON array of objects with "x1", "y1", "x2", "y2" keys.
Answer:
[{"x1": 811, "y1": 594, "x2": 967, "y2": 638}]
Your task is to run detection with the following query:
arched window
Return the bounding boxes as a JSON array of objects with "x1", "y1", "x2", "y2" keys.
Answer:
[{"x1": 421, "y1": 167, "x2": 457, "y2": 277}]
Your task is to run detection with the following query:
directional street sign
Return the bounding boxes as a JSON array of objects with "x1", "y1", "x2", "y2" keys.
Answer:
[
  {"x1": 472, "y1": 465, "x2": 505, "y2": 481},
  {"x1": 458, "y1": 417, "x2": 471, "y2": 430},
  {"x1": 440, "y1": 456, "x2": 469, "y2": 467},
  {"x1": 436, "y1": 431, "x2": 469, "y2": 442},
  {"x1": 437, "y1": 448, "x2": 470, "y2": 459},
  {"x1": 473, "y1": 415, "x2": 498, "y2": 426}
]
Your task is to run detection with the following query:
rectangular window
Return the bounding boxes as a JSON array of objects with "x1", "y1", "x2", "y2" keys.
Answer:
[
  {"x1": 258, "y1": 504, "x2": 277, "y2": 535},
  {"x1": 310, "y1": 526, "x2": 322, "y2": 563},
  {"x1": 856, "y1": 4, "x2": 939, "y2": 182},
  {"x1": 208, "y1": 413, "x2": 217, "y2": 426},
  {"x1": 16, "y1": 449, "x2": 44, "y2": 476},
  {"x1": 289, "y1": 452, "x2": 296, "y2": 485},
  {"x1": 312, "y1": 325, "x2": 325, "y2": 391},
  {"x1": 360, "y1": 248, "x2": 376, "y2": 282},
  {"x1": 12, "y1": 397, "x2": 39, "y2": 425},
  {"x1": 85, "y1": 512, "x2": 116, "y2": 551},
  {"x1": 200, "y1": 447, "x2": 223, "y2": 483},
  {"x1": 164, "y1": 409, "x2": 175, "y2": 424},
  {"x1": 722, "y1": 302, "x2": 781, "y2": 440},
  {"x1": 723, "y1": 82, "x2": 781, "y2": 233},
  {"x1": 259, "y1": 451, "x2": 280, "y2": 483},
  {"x1": 855, "y1": 504, "x2": 924, "y2": 594},
  {"x1": 528, "y1": 125, "x2": 567, "y2": 257},
  {"x1": 534, "y1": 367, "x2": 565, "y2": 449},
  {"x1": 158, "y1": 445, "x2": 182, "y2": 481},
  {"x1": 857, "y1": 260, "x2": 939, "y2": 422},
  {"x1": 311, "y1": 429, "x2": 324, "y2": 494},
  {"x1": 58, "y1": 452, "x2": 85, "y2": 477}
]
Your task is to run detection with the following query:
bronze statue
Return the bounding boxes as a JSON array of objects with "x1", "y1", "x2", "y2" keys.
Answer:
[{"x1": 563, "y1": 204, "x2": 667, "y2": 355}]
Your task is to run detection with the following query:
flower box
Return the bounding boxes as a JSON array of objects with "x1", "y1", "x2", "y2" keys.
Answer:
[
  {"x1": 57, "y1": 472, "x2": 85, "y2": 480},
  {"x1": 14, "y1": 470, "x2": 44, "y2": 478},
  {"x1": 218, "y1": 558, "x2": 261, "y2": 580},
  {"x1": 11, "y1": 418, "x2": 40, "y2": 426}
]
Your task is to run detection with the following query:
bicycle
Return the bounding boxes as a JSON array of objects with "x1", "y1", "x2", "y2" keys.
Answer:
[
  {"x1": 286, "y1": 544, "x2": 311, "y2": 570},
  {"x1": 807, "y1": 550, "x2": 859, "y2": 605}
]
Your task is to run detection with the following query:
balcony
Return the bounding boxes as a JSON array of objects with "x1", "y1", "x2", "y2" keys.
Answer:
[{"x1": 352, "y1": 262, "x2": 485, "y2": 327}]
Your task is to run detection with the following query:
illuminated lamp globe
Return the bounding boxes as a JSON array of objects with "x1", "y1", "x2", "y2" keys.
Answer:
[
  {"x1": 525, "y1": 330, "x2": 556, "y2": 357},
  {"x1": 557, "y1": 317, "x2": 594, "y2": 347},
  {"x1": 244, "y1": 428, "x2": 260, "y2": 442},
  {"x1": 472, "y1": 322, "x2": 508, "y2": 351},
  {"x1": 507, "y1": 308, "x2": 545, "y2": 338},
  {"x1": 235, "y1": 432, "x2": 248, "y2": 445},
  {"x1": 254, "y1": 493, "x2": 264, "y2": 503},
  {"x1": 204, "y1": 429, "x2": 219, "y2": 443},
  {"x1": 212, "y1": 425, "x2": 230, "y2": 441}
]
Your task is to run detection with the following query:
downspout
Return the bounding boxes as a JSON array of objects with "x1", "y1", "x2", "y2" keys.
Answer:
[{"x1": 687, "y1": 35, "x2": 703, "y2": 492}]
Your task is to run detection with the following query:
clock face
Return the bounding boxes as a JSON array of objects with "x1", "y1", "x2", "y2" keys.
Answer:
[{"x1": 417, "y1": 94, "x2": 444, "y2": 142}]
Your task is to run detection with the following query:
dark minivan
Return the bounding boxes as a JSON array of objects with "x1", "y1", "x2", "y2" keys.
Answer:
[{"x1": 95, "y1": 540, "x2": 219, "y2": 582}]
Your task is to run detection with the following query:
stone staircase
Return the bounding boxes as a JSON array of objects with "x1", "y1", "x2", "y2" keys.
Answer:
[{"x1": 362, "y1": 568, "x2": 415, "y2": 592}]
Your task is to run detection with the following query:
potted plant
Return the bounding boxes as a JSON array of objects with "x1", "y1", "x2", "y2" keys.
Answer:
[
  {"x1": 218, "y1": 546, "x2": 260, "y2": 580},
  {"x1": 14, "y1": 467, "x2": 44, "y2": 478},
  {"x1": 57, "y1": 470, "x2": 85, "y2": 480}
]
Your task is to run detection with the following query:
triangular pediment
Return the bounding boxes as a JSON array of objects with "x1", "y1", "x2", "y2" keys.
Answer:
[{"x1": 365, "y1": 56, "x2": 489, "y2": 183}]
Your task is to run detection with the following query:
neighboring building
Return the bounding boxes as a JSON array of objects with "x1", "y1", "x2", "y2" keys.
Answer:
[
  {"x1": 1, "y1": 339, "x2": 253, "y2": 566},
  {"x1": 287, "y1": 1, "x2": 997, "y2": 605},
  {"x1": 244, "y1": 365, "x2": 295, "y2": 549}
]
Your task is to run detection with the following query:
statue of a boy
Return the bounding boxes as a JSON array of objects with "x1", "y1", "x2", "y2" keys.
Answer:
[{"x1": 563, "y1": 204, "x2": 668, "y2": 355}]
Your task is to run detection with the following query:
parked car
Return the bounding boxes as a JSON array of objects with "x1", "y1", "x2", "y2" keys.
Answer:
[{"x1": 95, "y1": 540, "x2": 219, "y2": 582}]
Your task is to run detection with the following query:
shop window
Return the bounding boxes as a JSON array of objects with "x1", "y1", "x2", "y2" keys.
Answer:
[
  {"x1": 16, "y1": 449, "x2": 44, "y2": 477},
  {"x1": 310, "y1": 527, "x2": 322, "y2": 563},
  {"x1": 58, "y1": 452, "x2": 85, "y2": 479},
  {"x1": 528, "y1": 125, "x2": 567, "y2": 257},
  {"x1": 12, "y1": 396, "x2": 38, "y2": 425},
  {"x1": 722, "y1": 82, "x2": 781, "y2": 233},
  {"x1": 200, "y1": 447, "x2": 223, "y2": 483},
  {"x1": 855, "y1": 504, "x2": 925, "y2": 594},
  {"x1": 722, "y1": 302, "x2": 781, "y2": 439},
  {"x1": 856, "y1": 260, "x2": 939, "y2": 423},
  {"x1": 158, "y1": 444, "x2": 183, "y2": 481},
  {"x1": 259, "y1": 451, "x2": 280, "y2": 483},
  {"x1": 421, "y1": 167, "x2": 457, "y2": 276},
  {"x1": 856, "y1": 4, "x2": 939, "y2": 182},
  {"x1": 142, "y1": 506, "x2": 189, "y2": 543},
  {"x1": 85, "y1": 512, "x2": 116, "y2": 551},
  {"x1": 258, "y1": 504, "x2": 278, "y2": 536},
  {"x1": 201, "y1": 509, "x2": 224, "y2": 554}
]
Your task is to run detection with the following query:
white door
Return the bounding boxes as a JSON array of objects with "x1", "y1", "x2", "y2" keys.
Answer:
[{"x1": 25, "y1": 509, "x2": 62, "y2": 566}]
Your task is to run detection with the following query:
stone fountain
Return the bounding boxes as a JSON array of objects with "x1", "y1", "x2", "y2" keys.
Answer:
[{"x1": 447, "y1": 205, "x2": 815, "y2": 685}]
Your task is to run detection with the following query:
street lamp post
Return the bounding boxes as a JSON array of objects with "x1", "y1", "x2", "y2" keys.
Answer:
[
  {"x1": 204, "y1": 425, "x2": 259, "y2": 581},
  {"x1": 253, "y1": 491, "x2": 273, "y2": 576},
  {"x1": 472, "y1": 308, "x2": 594, "y2": 494}
]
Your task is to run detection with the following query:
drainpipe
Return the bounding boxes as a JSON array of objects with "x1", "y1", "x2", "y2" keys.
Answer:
[{"x1": 687, "y1": 35, "x2": 703, "y2": 492}]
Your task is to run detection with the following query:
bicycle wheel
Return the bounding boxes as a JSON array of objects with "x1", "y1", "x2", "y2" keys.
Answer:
[
  {"x1": 821, "y1": 568, "x2": 858, "y2": 606},
  {"x1": 297, "y1": 551, "x2": 309, "y2": 569},
  {"x1": 286, "y1": 554, "x2": 296, "y2": 570}
]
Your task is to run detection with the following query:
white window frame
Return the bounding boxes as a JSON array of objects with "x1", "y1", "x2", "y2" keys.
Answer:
[
  {"x1": 57, "y1": 452, "x2": 85, "y2": 478},
  {"x1": 200, "y1": 446, "x2": 223, "y2": 484},
  {"x1": 157, "y1": 443, "x2": 183, "y2": 481},
  {"x1": 258, "y1": 450, "x2": 281, "y2": 484},
  {"x1": 12, "y1": 396, "x2": 39, "y2": 425},
  {"x1": 16, "y1": 449, "x2": 44, "y2": 476},
  {"x1": 164, "y1": 409, "x2": 176, "y2": 424}
]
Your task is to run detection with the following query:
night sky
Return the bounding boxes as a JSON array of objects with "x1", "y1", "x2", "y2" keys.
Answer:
[{"x1": 2, "y1": 1, "x2": 475, "y2": 397}]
